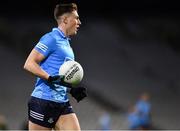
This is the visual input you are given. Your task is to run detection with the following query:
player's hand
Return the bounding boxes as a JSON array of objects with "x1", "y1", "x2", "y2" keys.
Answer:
[
  {"x1": 47, "y1": 75, "x2": 72, "y2": 87},
  {"x1": 70, "y1": 87, "x2": 87, "y2": 102}
]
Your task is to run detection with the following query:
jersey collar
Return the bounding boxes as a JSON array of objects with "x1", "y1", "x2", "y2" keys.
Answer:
[{"x1": 52, "y1": 28, "x2": 71, "y2": 40}]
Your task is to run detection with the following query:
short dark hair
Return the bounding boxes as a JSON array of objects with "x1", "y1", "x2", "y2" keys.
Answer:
[{"x1": 54, "y1": 3, "x2": 78, "y2": 20}]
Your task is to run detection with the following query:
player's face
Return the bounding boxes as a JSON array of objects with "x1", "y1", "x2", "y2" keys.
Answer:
[{"x1": 66, "y1": 10, "x2": 81, "y2": 36}]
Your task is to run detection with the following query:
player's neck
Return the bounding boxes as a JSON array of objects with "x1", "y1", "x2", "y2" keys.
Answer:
[{"x1": 58, "y1": 26, "x2": 68, "y2": 37}]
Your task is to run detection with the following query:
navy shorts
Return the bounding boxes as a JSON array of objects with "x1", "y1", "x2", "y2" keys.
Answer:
[{"x1": 28, "y1": 96, "x2": 74, "y2": 128}]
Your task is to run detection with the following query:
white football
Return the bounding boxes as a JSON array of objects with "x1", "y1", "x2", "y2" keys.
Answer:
[{"x1": 59, "y1": 60, "x2": 84, "y2": 85}]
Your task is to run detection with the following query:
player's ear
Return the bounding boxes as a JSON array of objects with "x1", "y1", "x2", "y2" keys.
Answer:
[
  {"x1": 63, "y1": 16, "x2": 68, "y2": 24},
  {"x1": 60, "y1": 14, "x2": 68, "y2": 24}
]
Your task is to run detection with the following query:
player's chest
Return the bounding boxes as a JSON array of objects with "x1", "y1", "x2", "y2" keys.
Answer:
[{"x1": 55, "y1": 41, "x2": 74, "y2": 57}]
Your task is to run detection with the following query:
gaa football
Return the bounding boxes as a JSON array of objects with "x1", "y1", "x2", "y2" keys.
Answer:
[{"x1": 59, "y1": 60, "x2": 84, "y2": 85}]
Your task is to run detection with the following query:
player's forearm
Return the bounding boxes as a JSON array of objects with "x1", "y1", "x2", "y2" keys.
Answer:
[{"x1": 24, "y1": 61, "x2": 49, "y2": 80}]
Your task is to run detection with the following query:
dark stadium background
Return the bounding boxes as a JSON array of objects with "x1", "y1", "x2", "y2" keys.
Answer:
[{"x1": 0, "y1": 0, "x2": 180, "y2": 129}]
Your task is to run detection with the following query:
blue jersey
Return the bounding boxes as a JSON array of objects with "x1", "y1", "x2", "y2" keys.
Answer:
[
  {"x1": 31, "y1": 28, "x2": 75, "y2": 103},
  {"x1": 136, "y1": 100, "x2": 151, "y2": 125},
  {"x1": 127, "y1": 112, "x2": 141, "y2": 129}
]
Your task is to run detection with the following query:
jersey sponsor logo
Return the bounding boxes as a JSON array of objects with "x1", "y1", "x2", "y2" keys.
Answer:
[
  {"x1": 36, "y1": 42, "x2": 48, "y2": 52},
  {"x1": 30, "y1": 110, "x2": 44, "y2": 121}
]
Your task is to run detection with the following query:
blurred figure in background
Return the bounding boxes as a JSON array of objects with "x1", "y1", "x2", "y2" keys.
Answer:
[
  {"x1": 0, "y1": 114, "x2": 8, "y2": 130},
  {"x1": 127, "y1": 105, "x2": 141, "y2": 130},
  {"x1": 135, "y1": 92, "x2": 152, "y2": 130},
  {"x1": 98, "y1": 111, "x2": 111, "y2": 130}
]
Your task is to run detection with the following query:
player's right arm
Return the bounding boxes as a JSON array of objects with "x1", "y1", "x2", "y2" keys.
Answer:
[
  {"x1": 24, "y1": 34, "x2": 54, "y2": 81},
  {"x1": 23, "y1": 48, "x2": 68, "y2": 86},
  {"x1": 23, "y1": 49, "x2": 49, "y2": 80}
]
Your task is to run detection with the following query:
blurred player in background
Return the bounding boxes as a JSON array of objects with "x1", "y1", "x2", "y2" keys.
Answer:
[
  {"x1": 135, "y1": 92, "x2": 152, "y2": 130},
  {"x1": 98, "y1": 111, "x2": 111, "y2": 130},
  {"x1": 24, "y1": 2, "x2": 87, "y2": 130},
  {"x1": 127, "y1": 105, "x2": 141, "y2": 130}
]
